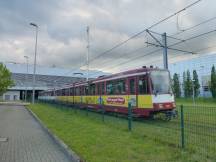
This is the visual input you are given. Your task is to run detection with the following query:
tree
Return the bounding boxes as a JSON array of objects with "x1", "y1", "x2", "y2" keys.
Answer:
[
  {"x1": 210, "y1": 65, "x2": 216, "y2": 98},
  {"x1": 192, "y1": 70, "x2": 200, "y2": 97},
  {"x1": 186, "y1": 70, "x2": 193, "y2": 97},
  {"x1": 0, "y1": 63, "x2": 14, "y2": 96},
  {"x1": 183, "y1": 70, "x2": 193, "y2": 98},
  {"x1": 173, "y1": 73, "x2": 181, "y2": 98},
  {"x1": 183, "y1": 71, "x2": 187, "y2": 97}
]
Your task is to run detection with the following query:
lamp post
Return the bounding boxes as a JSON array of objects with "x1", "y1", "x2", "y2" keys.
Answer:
[
  {"x1": 24, "y1": 56, "x2": 29, "y2": 102},
  {"x1": 30, "y1": 22, "x2": 38, "y2": 104},
  {"x1": 86, "y1": 26, "x2": 89, "y2": 82},
  {"x1": 199, "y1": 66, "x2": 205, "y2": 97}
]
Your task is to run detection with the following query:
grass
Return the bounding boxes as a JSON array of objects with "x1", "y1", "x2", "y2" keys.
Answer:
[
  {"x1": 28, "y1": 101, "x2": 216, "y2": 162},
  {"x1": 176, "y1": 97, "x2": 216, "y2": 106},
  {"x1": 176, "y1": 98, "x2": 216, "y2": 157}
]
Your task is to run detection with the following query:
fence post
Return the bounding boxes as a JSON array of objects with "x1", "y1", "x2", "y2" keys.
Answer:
[
  {"x1": 180, "y1": 105, "x2": 185, "y2": 148},
  {"x1": 102, "y1": 104, "x2": 105, "y2": 122},
  {"x1": 128, "y1": 102, "x2": 132, "y2": 131}
]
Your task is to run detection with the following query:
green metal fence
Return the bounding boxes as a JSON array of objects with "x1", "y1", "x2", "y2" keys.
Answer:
[
  {"x1": 38, "y1": 99, "x2": 216, "y2": 161},
  {"x1": 179, "y1": 105, "x2": 216, "y2": 158}
]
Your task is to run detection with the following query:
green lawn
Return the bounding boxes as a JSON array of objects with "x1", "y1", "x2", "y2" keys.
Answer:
[
  {"x1": 28, "y1": 102, "x2": 216, "y2": 162},
  {"x1": 176, "y1": 97, "x2": 216, "y2": 106}
]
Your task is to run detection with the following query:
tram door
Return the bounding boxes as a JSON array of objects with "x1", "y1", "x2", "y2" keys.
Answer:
[{"x1": 128, "y1": 77, "x2": 137, "y2": 107}]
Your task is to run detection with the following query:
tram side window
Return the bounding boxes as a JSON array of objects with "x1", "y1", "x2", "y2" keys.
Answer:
[
  {"x1": 64, "y1": 89, "x2": 67, "y2": 96},
  {"x1": 130, "y1": 79, "x2": 135, "y2": 94},
  {"x1": 101, "y1": 82, "x2": 105, "y2": 95},
  {"x1": 61, "y1": 89, "x2": 65, "y2": 96},
  {"x1": 65, "y1": 89, "x2": 69, "y2": 96},
  {"x1": 70, "y1": 88, "x2": 74, "y2": 96},
  {"x1": 57, "y1": 90, "x2": 60, "y2": 96},
  {"x1": 63, "y1": 89, "x2": 66, "y2": 96},
  {"x1": 90, "y1": 84, "x2": 96, "y2": 95},
  {"x1": 116, "y1": 80, "x2": 126, "y2": 94},
  {"x1": 75, "y1": 87, "x2": 80, "y2": 96},
  {"x1": 106, "y1": 80, "x2": 126, "y2": 95},
  {"x1": 85, "y1": 86, "x2": 89, "y2": 95},
  {"x1": 106, "y1": 81, "x2": 114, "y2": 95},
  {"x1": 80, "y1": 86, "x2": 83, "y2": 95},
  {"x1": 97, "y1": 84, "x2": 100, "y2": 95},
  {"x1": 139, "y1": 76, "x2": 148, "y2": 94}
]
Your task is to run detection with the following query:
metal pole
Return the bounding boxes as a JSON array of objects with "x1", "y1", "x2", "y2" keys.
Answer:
[
  {"x1": 128, "y1": 102, "x2": 132, "y2": 131},
  {"x1": 100, "y1": 97, "x2": 105, "y2": 122},
  {"x1": 200, "y1": 66, "x2": 204, "y2": 97},
  {"x1": 30, "y1": 23, "x2": 38, "y2": 104},
  {"x1": 162, "y1": 32, "x2": 168, "y2": 69},
  {"x1": 180, "y1": 105, "x2": 185, "y2": 148},
  {"x1": 192, "y1": 80, "x2": 195, "y2": 106},
  {"x1": 24, "y1": 56, "x2": 29, "y2": 102},
  {"x1": 86, "y1": 26, "x2": 89, "y2": 82},
  {"x1": 102, "y1": 105, "x2": 105, "y2": 122},
  {"x1": 27, "y1": 58, "x2": 29, "y2": 101}
]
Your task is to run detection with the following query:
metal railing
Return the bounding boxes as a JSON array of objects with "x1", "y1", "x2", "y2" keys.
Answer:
[{"x1": 37, "y1": 99, "x2": 216, "y2": 160}]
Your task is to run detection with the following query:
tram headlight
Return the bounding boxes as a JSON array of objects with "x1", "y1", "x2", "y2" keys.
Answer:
[
  {"x1": 172, "y1": 102, "x2": 176, "y2": 108},
  {"x1": 159, "y1": 103, "x2": 163, "y2": 109}
]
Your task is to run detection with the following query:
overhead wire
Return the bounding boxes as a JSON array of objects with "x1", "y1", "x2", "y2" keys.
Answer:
[
  {"x1": 91, "y1": 15, "x2": 216, "y2": 69},
  {"x1": 83, "y1": 0, "x2": 202, "y2": 65},
  {"x1": 86, "y1": 28, "x2": 216, "y2": 78},
  {"x1": 87, "y1": 27, "x2": 215, "y2": 71},
  {"x1": 143, "y1": 43, "x2": 216, "y2": 68},
  {"x1": 170, "y1": 16, "x2": 216, "y2": 37},
  {"x1": 52, "y1": 0, "x2": 202, "y2": 80}
]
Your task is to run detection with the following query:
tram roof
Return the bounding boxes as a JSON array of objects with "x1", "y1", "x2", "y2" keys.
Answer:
[
  {"x1": 92, "y1": 66, "x2": 167, "y2": 83},
  {"x1": 43, "y1": 67, "x2": 167, "y2": 92}
]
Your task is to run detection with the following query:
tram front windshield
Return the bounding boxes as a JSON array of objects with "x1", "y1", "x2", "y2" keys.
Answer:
[{"x1": 150, "y1": 70, "x2": 172, "y2": 94}]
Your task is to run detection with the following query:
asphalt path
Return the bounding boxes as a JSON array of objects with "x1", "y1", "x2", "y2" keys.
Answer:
[{"x1": 0, "y1": 105, "x2": 71, "y2": 162}]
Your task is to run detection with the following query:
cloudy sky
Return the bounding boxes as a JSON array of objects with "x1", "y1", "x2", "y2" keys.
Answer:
[{"x1": 0, "y1": 0, "x2": 216, "y2": 74}]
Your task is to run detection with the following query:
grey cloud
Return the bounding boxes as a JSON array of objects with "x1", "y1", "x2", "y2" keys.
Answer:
[{"x1": 0, "y1": 0, "x2": 216, "y2": 73}]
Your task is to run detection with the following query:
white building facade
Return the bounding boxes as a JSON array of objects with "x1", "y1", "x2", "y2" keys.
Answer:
[
  {"x1": 0, "y1": 62, "x2": 109, "y2": 101},
  {"x1": 2, "y1": 90, "x2": 20, "y2": 101}
]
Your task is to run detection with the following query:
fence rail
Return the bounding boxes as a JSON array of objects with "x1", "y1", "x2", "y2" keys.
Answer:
[{"x1": 37, "y1": 99, "x2": 216, "y2": 160}]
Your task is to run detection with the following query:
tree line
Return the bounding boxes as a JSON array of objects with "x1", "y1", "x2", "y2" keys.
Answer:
[{"x1": 172, "y1": 65, "x2": 216, "y2": 98}]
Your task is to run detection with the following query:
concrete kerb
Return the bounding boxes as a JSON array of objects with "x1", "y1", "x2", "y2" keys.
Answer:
[
  {"x1": 0, "y1": 102, "x2": 30, "y2": 106},
  {"x1": 25, "y1": 106, "x2": 82, "y2": 162}
]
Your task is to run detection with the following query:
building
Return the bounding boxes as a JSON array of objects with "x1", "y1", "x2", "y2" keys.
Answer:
[
  {"x1": 1, "y1": 62, "x2": 108, "y2": 101},
  {"x1": 169, "y1": 53, "x2": 216, "y2": 97}
]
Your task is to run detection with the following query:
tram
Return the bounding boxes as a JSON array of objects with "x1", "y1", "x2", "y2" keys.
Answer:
[{"x1": 39, "y1": 66, "x2": 176, "y2": 118}]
